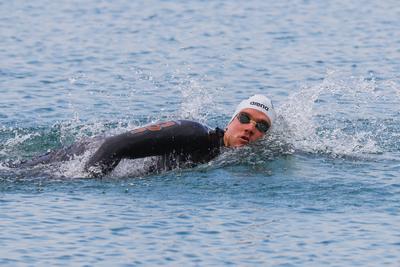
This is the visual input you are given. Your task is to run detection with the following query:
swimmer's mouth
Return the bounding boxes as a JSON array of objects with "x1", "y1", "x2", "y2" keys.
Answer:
[{"x1": 239, "y1": 136, "x2": 250, "y2": 143}]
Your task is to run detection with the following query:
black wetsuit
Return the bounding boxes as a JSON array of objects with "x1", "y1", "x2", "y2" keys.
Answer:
[{"x1": 20, "y1": 120, "x2": 225, "y2": 177}]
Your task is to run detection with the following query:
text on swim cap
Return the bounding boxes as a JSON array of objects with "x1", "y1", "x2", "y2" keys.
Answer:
[{"x1": 250, "y1": 101, "x2": 269, "y2": 111}]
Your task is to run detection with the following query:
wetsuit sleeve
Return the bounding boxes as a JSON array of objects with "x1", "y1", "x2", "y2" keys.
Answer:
[{"x1": 84, "y1": 120, "x2": 212, "y2": 177}]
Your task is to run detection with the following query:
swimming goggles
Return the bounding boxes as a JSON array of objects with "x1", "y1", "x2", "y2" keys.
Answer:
[{"x1": 237, "y1": 112, "x2": 270, "y2": 133}]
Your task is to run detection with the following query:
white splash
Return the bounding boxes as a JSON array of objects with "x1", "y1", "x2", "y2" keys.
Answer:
[
  {"x1": 164, "y1": 65, "x2": 222, "y2": 123},
  {"x1": 179, "y1": 78, "x2": 218, "y2": 123},
  {"x1": 0, "y1": 127, "x2": 41, "y2": 160},
  {"x1": 277, "y1": 70, "x2": 400, "y2": 157},
  {"x1": 3, "y1": 131, "x2": 39, "y2": 147}
]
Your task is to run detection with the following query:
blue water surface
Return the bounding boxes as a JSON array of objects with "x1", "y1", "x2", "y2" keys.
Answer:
[{"x1": 1, "y1": 0, "x2": 400, "y2": 266}]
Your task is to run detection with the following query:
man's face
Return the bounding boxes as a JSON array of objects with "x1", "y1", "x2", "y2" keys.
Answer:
[{"x1": 224, "y1": 108, "x2": 271, "y2": 147}]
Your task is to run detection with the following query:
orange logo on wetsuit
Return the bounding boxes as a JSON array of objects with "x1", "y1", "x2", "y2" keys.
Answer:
[{"x1": 130, "y1": 121, "x2": 176, "y2": 134}]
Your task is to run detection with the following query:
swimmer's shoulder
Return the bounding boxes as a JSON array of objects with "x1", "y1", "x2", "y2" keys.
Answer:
[{"x1": 175, "y1": 120, "x2": 210, "y2": 130}]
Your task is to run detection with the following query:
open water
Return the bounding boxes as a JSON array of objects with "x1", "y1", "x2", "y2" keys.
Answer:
[{"x1": 1, "y1": 0, "x2": 400, "y2": 266}]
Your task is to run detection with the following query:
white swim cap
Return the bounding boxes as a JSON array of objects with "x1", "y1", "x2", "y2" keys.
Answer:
[{"x1": 229, "y1": 94, "x2": 276, "y2": 125}]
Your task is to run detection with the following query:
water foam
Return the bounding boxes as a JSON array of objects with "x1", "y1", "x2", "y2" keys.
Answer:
[
  {"x1": 277, "y1": 70, "x2": 400, "y2": 158},
  {"x1": 0, "y1": 127, "x2": 42, "y2": 161}
]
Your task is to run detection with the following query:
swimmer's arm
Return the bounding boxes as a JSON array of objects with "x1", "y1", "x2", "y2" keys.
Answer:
[
  {"x1": 84, "y1": 132, "x2": 164, "y2": 177},
  {"x1": 84, "y1": 135, "x2": 124, "y2": 177},
  {"x1": 84, "y1": 121, "x2": 207, "y2": 177}
]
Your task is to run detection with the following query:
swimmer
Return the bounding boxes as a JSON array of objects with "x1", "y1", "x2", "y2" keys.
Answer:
[{"x1": 19, "y1": 94, "x2": 276, "y2": 177}]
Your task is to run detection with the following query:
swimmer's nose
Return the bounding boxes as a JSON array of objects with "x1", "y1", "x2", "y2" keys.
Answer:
[{"x1": 243, "y1": 121, "x2": 256, "y2": 134}]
